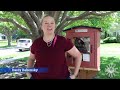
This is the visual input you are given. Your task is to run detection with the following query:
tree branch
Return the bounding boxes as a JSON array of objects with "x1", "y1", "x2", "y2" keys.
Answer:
[
  {"x1": 55, "y1": 17, "x2": 67, "y2": 33},
  {"x1": 21, "y1": 11, "x2": 37, "y2": 29},
  {"x1": 44, "y1": 11, "x2": 55, "y2": 16},
  {"x1": 28, "y1": 11, "x2": 40, "y2": 29},
  {"x1": 53, "y1": 11, "x2": 62, "y2": 25},
  {"x1": 0, "y1": 18, "x2": 31, "y2": 34},
  {"x1": 2, "y1": 27, "x2": 10, "y2": 36},
  {"x1": 56, "y1": 11, "x2": 91, "y2": 31},
  {"x1": 28, "y1": 11, "x2": 39, "y2": 23},
  {"x1": 90, "y1": 11, "x2": 116, "y2": 16},
  {"x1": 66, "y1": 11, "x2": 91, "y2": 21},
  {"x1": 57, "y1": 11, "x2": 116, "y2": 31},
  {"x1": 55, "y1": 12, "x2": 89, "y2": 32},
  {"x1": 35, "y1": 11, "x2": 43, "y2": 19},
  {"x1": 66, "y1": 11, "x2": 116, "y2": 21},
  {"x1": 20, "y1": 11, "x2": 39, "y2": 36},
  {"x1": 84, "y1": 16, "x2": 101, "y2": 19},
  {"x1": 60, "y1": 11, "x2": 68, "y2": 23},
  {"x1": 64, "y1": 11, "x2": 116, "y2": 28}
]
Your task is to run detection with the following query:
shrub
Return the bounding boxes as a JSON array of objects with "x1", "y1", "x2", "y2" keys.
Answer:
[
  {"x1": 103, "y1": 37, "x2": 117, "y2": 43},
  {"x1": 117, "y1": 35, "x2": 120, "y2": 43}
]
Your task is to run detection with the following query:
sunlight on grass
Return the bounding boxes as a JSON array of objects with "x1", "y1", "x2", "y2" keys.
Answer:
[
  {"x1": 15, "y1": 57, "x2": 28, "y2": 62},
  {"x1": 100, "y1": 43, "x2": 120, "y2": 57},
  {"x1": 0, "y1": 40, "x2": 17, "y2": 48},
  {"x1": 96, "y1": 56, "x2": 120, "y2": 79},
  {"x1": 100, "y1": 43, "x2": 120, "y2": 47},
  {"x1": 96, "y1": 43, "x2": 120, "y2": 79},
  {"x1": 0, "y1": 51, "x2": 30, "y2": 61}
]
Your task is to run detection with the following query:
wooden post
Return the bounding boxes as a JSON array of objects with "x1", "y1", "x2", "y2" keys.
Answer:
[{"x1": 69, "y1": 67, "x2": 99, "y2": 79}]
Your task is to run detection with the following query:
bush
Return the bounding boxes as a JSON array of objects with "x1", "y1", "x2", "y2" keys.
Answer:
[
  {"x1": 117, "y1": 35, "x2": 120, "y2": 43},
  {"x1": 103, "y1": 37, "x2": 117, "y2": 43}
]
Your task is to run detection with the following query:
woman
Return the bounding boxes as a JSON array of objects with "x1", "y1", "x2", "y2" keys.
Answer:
[{"x1": 26, "y1": 15, "x2": 82, "y2": 79}]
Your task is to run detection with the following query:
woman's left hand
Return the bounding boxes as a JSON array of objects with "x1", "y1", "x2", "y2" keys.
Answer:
[{"x1": 69, "y1": 74, "x2": 76, "y2": 79}]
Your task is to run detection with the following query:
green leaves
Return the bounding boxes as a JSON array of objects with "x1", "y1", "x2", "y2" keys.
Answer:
[
  {"x1": 0, "y1": 11, "x2": 28, "y2": 28},
  {"x1": 64, "y1": 12, "x2": 116, "y2": 33}
]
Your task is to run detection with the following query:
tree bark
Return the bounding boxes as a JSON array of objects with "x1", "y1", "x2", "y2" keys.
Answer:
[
  {"x1": 7, "y1": 35, "x2": 12, "y2": 47},
  {"x1": 104, "y1": 31, "x2": 108, "y2": 38}
]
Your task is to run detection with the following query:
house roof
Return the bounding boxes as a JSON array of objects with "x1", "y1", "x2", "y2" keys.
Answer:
[
  {"x1": 63, "y1": 26, "x2": 102, "y2": 32},
  {"x1": 0, "y1": 33, "x2": 6, "y2": 36}
]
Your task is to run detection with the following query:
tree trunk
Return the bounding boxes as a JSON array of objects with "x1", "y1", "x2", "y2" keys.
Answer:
[
  {"x1": 7, "y1": 35, "x2": 12, "y2": 47},
  {"x1": 104, "y1": 31, "x2": 108, "y2": 38}
]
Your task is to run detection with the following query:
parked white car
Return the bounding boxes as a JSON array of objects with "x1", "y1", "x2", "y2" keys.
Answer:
[{"x1": 17, "y1": 38, "x2": 32, "y2": 51}]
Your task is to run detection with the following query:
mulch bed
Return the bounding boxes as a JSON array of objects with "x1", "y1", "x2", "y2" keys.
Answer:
[{"x1": 0, "y1": 60, "x2": 28, "y2": 79}]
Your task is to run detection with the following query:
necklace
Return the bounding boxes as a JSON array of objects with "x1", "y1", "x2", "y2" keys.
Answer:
[
  {"x1": 43, "y1": 35, "x2": 55, "y2": 47},
  {"x1": 47, "y1": 39, "x2": 53, "y2": 47}
]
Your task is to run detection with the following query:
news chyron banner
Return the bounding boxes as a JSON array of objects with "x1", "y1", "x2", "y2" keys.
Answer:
[{"x1": 0, "y1": 68, "x2": 48, "y2": 73}]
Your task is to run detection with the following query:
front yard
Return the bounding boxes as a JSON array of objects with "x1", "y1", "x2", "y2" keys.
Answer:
[
  {"x1": 95, "y1": 43, "x2": 120, "y2": 79},
  {"x1": 0, "y1": 40, "x2": 120, "y2": 79}
]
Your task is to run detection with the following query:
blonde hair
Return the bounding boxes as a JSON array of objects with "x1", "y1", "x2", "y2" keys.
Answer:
[{"x1": 40, "y1": 15, "x2": 55, "y2": 26}]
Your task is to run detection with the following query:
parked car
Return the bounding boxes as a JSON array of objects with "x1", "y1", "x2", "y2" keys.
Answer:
[{"x1": 17, "y1": 38, "x2": 32, "y2": 51}]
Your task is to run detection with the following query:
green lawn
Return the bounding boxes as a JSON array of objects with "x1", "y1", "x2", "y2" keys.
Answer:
[
  {"x1": 100, "y1": 43, "x2": 120, "y2": 57},
  {"x1": 0, "y1": 40, "x2": 29, "y2": 60},
  {"x1": 0, "y1": 51, "x2": 30, "y2": 60},
  {"x1": 0, "y1": 40, "x2": 17, "y2": 48},
  {"x1": 96, "y1": 43, "x2": 120, "y2": 79}
]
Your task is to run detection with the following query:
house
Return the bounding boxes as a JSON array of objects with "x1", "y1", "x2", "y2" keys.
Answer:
[
  {"x1": 0, "y1": 33, "x2": 7, "y2": 40},
  {"x1": 109, "y1": 30, "x2": 120, "y2": 37}
]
